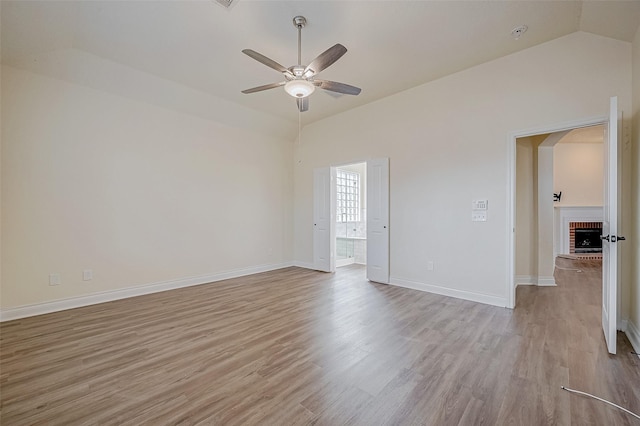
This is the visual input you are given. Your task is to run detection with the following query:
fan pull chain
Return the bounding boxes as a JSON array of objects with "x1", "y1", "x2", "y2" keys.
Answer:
[{"x1": 298, "y1": 107, "x2": 301, "y2": 146}]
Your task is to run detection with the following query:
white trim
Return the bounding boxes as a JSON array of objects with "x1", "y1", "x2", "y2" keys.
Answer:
[
  {"x1": 507, "y1": 135, "x2": 516, "y2": 308},
  {"x1": 390, "y1": 276, "x2": 507, "y2": 308},
  {"x1": 516, "y1": 275, "x2": 556, "y2": 286},
  {"x1": 625, "y1": 320, "x2": 640, "y2": 358},
  {"x1": 336, "y1": 257, "x2": 355, "y2": 268},
  {"x1": 516, "y1": 275, "x2": 537, "y2": 285},
  {"x1": 292, "y1": 260, "x2": 315, "y2": 270},
  {"x1": 619, "y1": 319, "x2": 628, "y2": 332},
  {"x1": 537, "y1": 276, "x2": 557, "y2": 286},
  {"x1": 0, "y1": 262, "x2": 293, "y2": 322},
  {"x1": 507, "y1": 115, "x2": 608, "y2": 310}
]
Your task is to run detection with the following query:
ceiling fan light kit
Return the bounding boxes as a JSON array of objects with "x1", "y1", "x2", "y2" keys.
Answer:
[
  {"x1": 284, "y1": 79, "x2": 315, "y2": 98},
  {"x1": 241, "y1": 15, "x2": 361, "y2": 112}
]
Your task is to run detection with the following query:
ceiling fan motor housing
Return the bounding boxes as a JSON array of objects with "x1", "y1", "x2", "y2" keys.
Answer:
[{"x1": 293, "y1": 16, "x2": 307, "y2": 28}]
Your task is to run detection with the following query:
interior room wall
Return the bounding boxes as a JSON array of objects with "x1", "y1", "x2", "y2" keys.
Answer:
[
  {"x1": 537, "y1": 145, "x2": 555, "y2": 285},
  {"x1": 515, "y1": 137, "x2": 537, "y2": 282},
  {"x1": 629, "y1": 26, "x2": 640, "y2": 350},
  {"x1": 553, "y1": 141, "x2": 604, "y2": 206},
  {"x1": 293, "y1": 32, "x2": 632, "y2": 307},
  {"x1": 1, "y1": 65, "x2": 293, "y2": 311}
]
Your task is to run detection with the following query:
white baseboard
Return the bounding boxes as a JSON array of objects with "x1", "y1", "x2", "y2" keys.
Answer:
[
  {"x1": 516, "y1": 275, "x2": 536, "y2": 286},
  {"x1": 626, "y1": 320, "x2": 640, "y2": 358},
  {"x1": 0, "y1": 262, "x2": 294, "y2": 322},
  {"x1": 292, "y1": 260, "x2": 315, "y2": 270},
  {"x1": 537, "y1": 276, "x2": 557, "y2": 286},
  {"x1": 390, "y1": 277, "x2": 508, "y2": 308},
  {"x1": 619, "y1": 319, "x2": 628, "y2": 332},
  {"x1": 515, "y1": 275, "x2": 556, "y2": 287},
  {"x1": 336, "y1": 258, "x2": 355, "y2": 268}
]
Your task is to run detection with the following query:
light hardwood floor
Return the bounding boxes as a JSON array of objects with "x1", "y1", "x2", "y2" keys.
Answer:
[{"x1": 1, "y1": 259, "x2": 639, "y2": 425}]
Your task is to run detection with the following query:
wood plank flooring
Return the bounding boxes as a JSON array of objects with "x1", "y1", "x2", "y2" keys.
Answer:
[{"x1": 1, "y1": 260, "x2": 639, "y2": 425}]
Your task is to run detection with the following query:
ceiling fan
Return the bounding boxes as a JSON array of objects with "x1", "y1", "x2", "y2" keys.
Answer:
[{"x1": 241, "y1": 16, "x2": 361, "y2": 112}]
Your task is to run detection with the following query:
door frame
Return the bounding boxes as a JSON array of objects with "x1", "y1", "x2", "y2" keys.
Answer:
[
  {"x1": 507, "y1": 116, "x2": 608, "y2": 309},
  {"x1": 313, "y1": 158, "x2": 390, "y2": 283}
]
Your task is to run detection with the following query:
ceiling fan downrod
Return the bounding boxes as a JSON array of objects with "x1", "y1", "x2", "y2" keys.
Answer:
[{"x1": 293, "y1": 16, "x2": 306, "y2": 67}]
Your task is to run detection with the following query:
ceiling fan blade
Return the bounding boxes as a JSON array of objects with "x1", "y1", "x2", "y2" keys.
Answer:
[
  {"x1": 297, "y1": 97, "x2": 309, "y2": 112},
  {"x1": 304, "y1": 44, "x2": 347, "y2": 75},
  {"x1": 241, "y1": 81, "x2": 285, "y2": 94},
  {"x1": 242, "y1": 49, "x2": 293, "y2": 76},
  {"x1": 315, "y1": 79, "x2": 361, "y2": 96}
]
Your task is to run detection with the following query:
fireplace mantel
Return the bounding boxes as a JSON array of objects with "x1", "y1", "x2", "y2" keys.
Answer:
[{"x1": 554, "y1": 206, "x2": 603, "y2": 255}]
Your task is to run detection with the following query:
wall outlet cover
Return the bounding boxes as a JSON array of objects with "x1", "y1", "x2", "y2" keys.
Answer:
[
  {"x1": 49, "y1": 273, "x2": 61, "y2": 286},
  {"x1": 472, "y1": 212, "x2": 488, "y2": 222}
]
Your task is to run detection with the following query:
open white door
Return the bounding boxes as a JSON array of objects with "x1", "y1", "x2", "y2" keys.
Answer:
[
  {"x1": 367, "y1": 158, "x2": 390, "y2": 283},
  {"x1": 313, "y1": 167, "x2": 335, "y2": 272},
  {"x1": 602, "y1": 96, "x2": 620, "y2": 355}
]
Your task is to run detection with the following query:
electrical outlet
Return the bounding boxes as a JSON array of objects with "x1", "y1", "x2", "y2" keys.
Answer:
[
  {"x1": 427, "y1": 261, "x2": 434, "y2": 271},
  {"x1": 83, "y1": 269, "x2": 93, "y2": 281},
  {"x1": 49, "y1": 273, "x2": 61, "y2": 286}
]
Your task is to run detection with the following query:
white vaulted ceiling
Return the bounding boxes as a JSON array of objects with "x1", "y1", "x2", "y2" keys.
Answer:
[{"x1": 2, "y1": 1, "x2": 640, "y2": 128}]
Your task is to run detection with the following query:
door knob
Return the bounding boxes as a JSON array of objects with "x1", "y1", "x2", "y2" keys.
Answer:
[
  {"x1": 600, "y1": 235, "x2": 610, "y2": 241},
  {"x1": 617, "y1": 236, "x2": 626, "y2": 241}
]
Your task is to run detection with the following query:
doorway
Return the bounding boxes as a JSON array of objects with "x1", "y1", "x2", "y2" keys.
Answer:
[
  {"x1": 335, "y1": 162, "x2": 367, "y2": 268},
  {"x1": 313, "y1": 158, "x2": 390, "y2": 284},
  {"x1": 508, "y1": 97, "x2": 621, "y2": 354},
  {"x1": 514, "y1": 125, "x2": 605, "y2": 287}
]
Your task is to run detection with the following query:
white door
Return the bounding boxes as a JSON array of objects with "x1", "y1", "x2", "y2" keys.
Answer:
[
  {"x1": 313, "y1": 167, "x2": 335, "y2": 272},
  {"x1": 602, "y1": 96, "x2": 620, "y2": 355},
  {"x1": 367, "y1": 158, "x2": 390, "y2": 283}
]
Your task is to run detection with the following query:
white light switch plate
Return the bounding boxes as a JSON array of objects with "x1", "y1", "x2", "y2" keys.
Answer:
[
  {"x1": 472, "y1": 212, "x2": 487, "y2": 222},
  {"x1": 472, "y1": 199, "x2": 488, "y2": 210}
]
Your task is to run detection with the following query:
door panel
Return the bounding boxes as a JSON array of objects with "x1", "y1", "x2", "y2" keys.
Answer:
[
  {"x1": 367, "y1": 158, "x2": 390, "y2": 283},
  {"x1": 602, "y1": 96, "x2": 618, "y2": 355},
  {"x1": 313, "y1": 167, "x2": 335, "y2": 272}
]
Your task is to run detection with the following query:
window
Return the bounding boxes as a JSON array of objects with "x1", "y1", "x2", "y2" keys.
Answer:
[{"x1": 336, "y1": 169, "x2": 359, "y2": 222}]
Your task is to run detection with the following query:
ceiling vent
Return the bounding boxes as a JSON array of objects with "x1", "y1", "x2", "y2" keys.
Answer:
[{"x1": 212, "y1": 0, "x2": 237, "y2": 10}]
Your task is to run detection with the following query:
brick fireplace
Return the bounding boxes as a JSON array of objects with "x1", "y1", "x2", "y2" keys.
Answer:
[
  {"x1": 556, "y1": 206, "x2": 603, "y2": 256},
  {"x1": 569, "y1": 221, "x2": 602, "y2": 254}
]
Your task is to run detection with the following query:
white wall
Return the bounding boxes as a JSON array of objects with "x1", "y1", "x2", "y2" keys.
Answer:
[
  {"x1": 293, "y1": 32, "x2": 632, "y2": 306},
  {"x1": 1, "y1": 65, "x2": 293, "y2": 310},
  {"x1": 554, "y1": 141, "x2": 604, "y2": 206},
  {"x1": 515, "y1": 136, "x2": 541, "y2": 282},
  {"x1": 537, "y1": 145, "x2": 555, "y2": 284}
]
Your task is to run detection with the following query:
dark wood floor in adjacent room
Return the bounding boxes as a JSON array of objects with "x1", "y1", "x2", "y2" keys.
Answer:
[{"x1": 1, "y1": 259, "x2": 639, "y2": 425}]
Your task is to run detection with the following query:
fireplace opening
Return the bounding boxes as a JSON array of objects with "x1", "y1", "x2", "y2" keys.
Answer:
[
  {"x1": 574, "y1": 228, "x2": 602, "y2": 253},
  {"x1": 569, "y1": 221, "x2": 602, "y2": 254}
]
